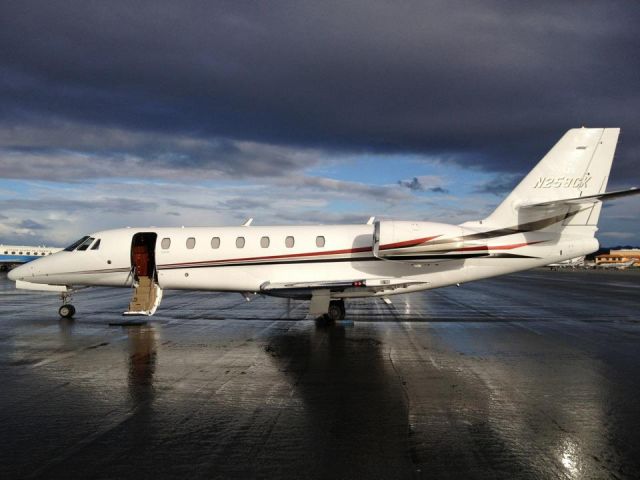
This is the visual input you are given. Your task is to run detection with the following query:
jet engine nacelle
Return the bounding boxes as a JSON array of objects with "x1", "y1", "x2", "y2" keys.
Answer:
[{"x1": 373, "y1": 221, "x2": 483, "y2": 262}]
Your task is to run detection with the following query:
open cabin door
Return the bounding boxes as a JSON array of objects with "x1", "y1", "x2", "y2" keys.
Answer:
[{"x1": 124, "y1": 232, "x2": 163, "y2": 316}]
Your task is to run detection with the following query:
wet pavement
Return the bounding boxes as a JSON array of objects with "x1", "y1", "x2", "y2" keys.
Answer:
[{"x1": 1, "y1": 269, "x2": 639, "y2": 479}]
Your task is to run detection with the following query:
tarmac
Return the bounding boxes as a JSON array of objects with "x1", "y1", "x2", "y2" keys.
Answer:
[{"x1": 1, "y1": 268, "x2": 639, "y2": 479}]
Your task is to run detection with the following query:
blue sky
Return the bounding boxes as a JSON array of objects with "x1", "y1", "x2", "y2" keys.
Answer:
[{"x1": 0, "y1": 1, "x2": 639, "y2": 246}]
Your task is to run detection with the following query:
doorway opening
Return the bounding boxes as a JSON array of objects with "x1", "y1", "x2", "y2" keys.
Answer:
[
  {"x1": 131, "y1": 232, "x2": 157, "y2": 281},
  {"x1": 127, "y1": 232, "x2": 161, "y2": 315}
]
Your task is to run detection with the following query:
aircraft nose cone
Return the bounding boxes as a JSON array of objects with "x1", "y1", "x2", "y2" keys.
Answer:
[{"x1": 8, "y1": 264, "x2": 25, "y2": 281}]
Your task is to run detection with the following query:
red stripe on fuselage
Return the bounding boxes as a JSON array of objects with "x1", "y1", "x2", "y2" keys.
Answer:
[
  {"x1": 160, "y1": 245, "x2": 374, "y2": 268},
  {"x1": 378, "y1": 235, "x2": 441, "y2": 250},
  {"x1": 160, "y1": 234, "x2": 443, "y2": 268},
  {"x1": 455, "y1": 241, "x2": 543, "y2": 252},
  {"x1": 158, "y1": 238, "x2": 543, "y2": 269}
]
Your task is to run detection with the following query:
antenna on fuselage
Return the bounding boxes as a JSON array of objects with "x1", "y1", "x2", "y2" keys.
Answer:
[
  {"x1": 242, "y1": 218, "x2": 254, "y2": 227},
  {"x1": 366, "y1": 216, "x2": 375, "y2": 225}
]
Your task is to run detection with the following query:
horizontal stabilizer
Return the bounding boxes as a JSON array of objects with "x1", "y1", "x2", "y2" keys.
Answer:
[{"x1": 518, "y1": 187, "x2": 639, "y2": 209}]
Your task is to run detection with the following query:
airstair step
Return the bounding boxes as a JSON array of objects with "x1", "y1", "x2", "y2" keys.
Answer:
[{"x1": 128, "y1": 275, "x2": 157, "y2": 312}]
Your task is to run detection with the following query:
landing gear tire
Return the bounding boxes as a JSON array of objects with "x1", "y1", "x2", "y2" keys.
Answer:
[
  {"x1": 326, "y1": 300, "x2": 346, "y2": 322},
  {"x1": 59, "y1": 304, "x2": 76, "y2": 318}
]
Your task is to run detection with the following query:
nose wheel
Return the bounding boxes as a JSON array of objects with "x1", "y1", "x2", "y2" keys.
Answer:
[
  {"x1": 59, "y1": 304, "x2": 76, "y2": 318},
  {"x1": 58, "y1": 292, "x2": 76, "y2": 318}
]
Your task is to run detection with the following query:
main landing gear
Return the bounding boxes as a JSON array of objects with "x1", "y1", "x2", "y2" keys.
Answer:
[
  {"x1": 325, "y1": 299, "x2": 346, "y2": 322},
  {"x1": 58, "y1": 292, "x2": 76, "y2": 319}
]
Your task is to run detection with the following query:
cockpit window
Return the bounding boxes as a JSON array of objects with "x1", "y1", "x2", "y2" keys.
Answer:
[
  {"x1": 64, "y1": 236, "x2": 90, "y2": 251},
  {"x1": 76, "y1": 237, "x2": 95, "y2": 251},
  {"x1": 91, "y1": 239, "x2": 101, "y2": 250}
]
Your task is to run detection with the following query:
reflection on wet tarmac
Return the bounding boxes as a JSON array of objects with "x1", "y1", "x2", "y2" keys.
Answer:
[
  {"x1": 1, "y1": 269, "x2": 640, "y2": 479},
  {"x1": 127, "y1": 325, "x2": 157, "y2": 393}
]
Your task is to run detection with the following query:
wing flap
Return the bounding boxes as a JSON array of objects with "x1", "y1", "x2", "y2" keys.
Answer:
[{"x1": 260, "y1": 278, "x2": 428, "y2": 297}]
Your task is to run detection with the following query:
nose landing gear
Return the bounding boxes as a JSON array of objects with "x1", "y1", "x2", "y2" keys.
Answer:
[
  {"x1": 59, "y1": 304, "x2": 76, "y2": 318},
  {"x1": 59, "y1": 292, "x2": 75, "y2": 318}
]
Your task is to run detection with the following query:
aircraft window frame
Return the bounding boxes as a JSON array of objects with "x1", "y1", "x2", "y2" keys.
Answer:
[
  {"x1": 316, "y1": 236, "x2": 325, "y2": 248},
  {"x1": 260, "y1": 236, "x2": 270, "y2": 248},
  {"x1": 186, "y1": 237, "x2": 196, "y2": 249},
  {"x1": 236, "y1": 236, "x2": 245, "y2": 248},
  {"x1": 64, "y1": 236, "x2": 90, "y2": 252},
  {"x1": 211, "y1": 237, "x2": 220, "y2": 249},
  {"x1": 91, "y1": 239, "x2": 101, "y2": 250},
  {"x1": 76, "y1": 237, "x2": 95, "y2": 251},
  {"x1": 161, "y1": 238, "x2": 171, "y2": 249},
  {"x1": 285, "y1": 236, "x2": 295, "y2": 248}
]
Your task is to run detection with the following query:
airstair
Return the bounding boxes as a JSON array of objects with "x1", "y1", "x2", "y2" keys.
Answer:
[{"x1": 124, "y1": 276, "x2": 163, "y2": 316}]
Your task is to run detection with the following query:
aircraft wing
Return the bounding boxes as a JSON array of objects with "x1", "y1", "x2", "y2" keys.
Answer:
[
  {"x1": 518, "y1": 187, "x2": 639, "y2": 209},
  {"x1": 260, "y1": 278, "x2": 428, "y2": 298}
]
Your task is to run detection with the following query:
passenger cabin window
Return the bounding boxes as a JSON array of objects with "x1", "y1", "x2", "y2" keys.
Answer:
[
  {"x1": 186, "y1": 237, "x2": 196, "y2": 249},
  {"x1": 260, "y1": 236, "x2": 270, "y2": 248},
  {"x1": 236, "y1": 237, "x2": 245, "y2": 248},
  {"x1": 76, "y1": 237, "x2": 95, "y2": 251},
  {"x1": 211, "y1": 237, "x2": 220, "y2": 249},
  {"x1": 285, "y1": 236, "x2": 295, "y2": 248},
  {"x1": 161, "y1": 238, "x2": 171, "y2": 249},
  {"x1": 91, "y1": 239, "x2": 101, "y2": 250},
  {"x1": 316, "y1": 236, "x2": 325, "y2": 248},
  {"x1": 64, "y1": 236, "x2": 90, "y2": 251}
]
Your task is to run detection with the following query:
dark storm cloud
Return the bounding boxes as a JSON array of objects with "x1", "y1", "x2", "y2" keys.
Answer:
[
  {"x1": 0, "y1": 0, "x2": 639, "y2": 179},
  {"x1": 398, "y1": 177, "x2": 449, "y2": 193},
  {"x1": 475, "y1": 173, "x2": 522, "y2": 196},
  {"x1": 0, "y1": 123, "x2": 323, "y2": 180},
  {"x1": 275, "y1": 210, "x2": 373, "y2": 226},
  {"x1": 0, "y1": 197, "x2": 156, "y2": 214},
  {"x1": 17, "y1": 219, "x2": 47, "y2": 230}
]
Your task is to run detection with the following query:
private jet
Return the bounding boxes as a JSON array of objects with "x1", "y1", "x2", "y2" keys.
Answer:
[
  {"x1": 0, "y1": 244, "x2": 61, "y2": 270},
  {"x1": 547, "y1": 256, "x2": 585, "y2": 270},
  {"x1": 595, "y1": 259, "x2": 636, "y2": 270},
  {"x1": 9, "y1": 128, "x2": 640, "y2": 321}
]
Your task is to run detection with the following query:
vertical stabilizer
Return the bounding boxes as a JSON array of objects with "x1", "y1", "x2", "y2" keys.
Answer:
[{"x1": 484, "y1": 128, "x2": 620, "y2": 231}]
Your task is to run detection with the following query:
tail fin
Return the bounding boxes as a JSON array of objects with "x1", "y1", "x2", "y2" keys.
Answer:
[{"x1": 484, "y1": 128, "x2": 621, "y2": 235}]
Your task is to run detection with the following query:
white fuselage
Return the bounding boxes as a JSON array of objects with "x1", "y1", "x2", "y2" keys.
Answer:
[{"x1": 9, "y1": 222, "x2": 599, "y2": 299}]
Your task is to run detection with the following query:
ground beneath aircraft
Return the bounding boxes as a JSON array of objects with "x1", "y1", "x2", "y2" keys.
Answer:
[{"x1": 1, "y1": 269, "x2": 639, "y2": 479}]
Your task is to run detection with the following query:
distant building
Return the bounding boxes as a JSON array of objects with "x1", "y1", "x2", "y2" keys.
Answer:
[{"x1": 595, "y1": 249, "x2": 640, "y2": 266}]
